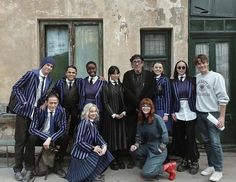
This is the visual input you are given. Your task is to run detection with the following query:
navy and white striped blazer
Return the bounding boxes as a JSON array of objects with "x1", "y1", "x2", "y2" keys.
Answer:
[
  {"x1": 71, "y1": 119, "x2": 107, "y2": 159},
  {"x1": 79, "y1": 77, "x2": 106, "y2": 112},
  {"x1": 12, "y1": 69, "x2": 52, "y2": 118},
  {"x1": 154, "y1": 75, "x2": 171, "y2": 114},
  {"x1": 29, "y1": 105, "x2": 66, "y2": 142},
  {"x1": 170, "y1": 77, "x2": 196, "y2": 113}
]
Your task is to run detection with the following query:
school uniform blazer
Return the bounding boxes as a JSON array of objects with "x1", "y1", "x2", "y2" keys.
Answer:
[
  {"x1": 79, "y1": 77, "x2": 107, "y2": 112},
  {"x1": 12, "y1": 69, "x2": 52, "y2": 118},
  {"x1": 51, "y1": 77, "x2": 82, "y2": 109},
  {"x1": 123, "y1": 69, "x2": 154, "y2": 111},
  {"x1": 154, "y1": 75, "x2": 171, "y2": 114},
  {"x1": 29, "y1": 105, "x2": 66, "y2": 142},
  {"x1": 71, "y1": 119, "x2": 107, "y2": 159},
  {"x1": 170, "y1": 77, "x2": 196, "y2": 113}
]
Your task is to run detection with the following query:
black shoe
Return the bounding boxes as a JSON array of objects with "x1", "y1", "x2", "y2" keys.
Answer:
[
  {"x1": 127, "y1": 160, "x2": 135, "y2": 169},
  {"x1": 118, "y1": 160, "x2": 125, "y2": 169},
  {"x1": 189, "y1": 162, "x2": 199, "y2": 175},
  {"x1": 22, "y1": 170, "x2": 32, "y2": 182},
  {"x1": 54, "y1": 162, "x2": 66, "y2": 178},
  {"x1": 177, "y1": 160, "x2": 189, "y2": 172},
  {"x1": 110, "y1": 161, "x2": 119, "y2": 170}
]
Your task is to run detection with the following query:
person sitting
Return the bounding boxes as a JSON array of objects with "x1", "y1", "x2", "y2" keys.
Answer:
[
  {"x1": 130, "y1": 98, "x2": 176, "y2": 181},
  {"x1": 24, "y1": 93, "x2": 67, "y2": 181},
  {"x1": 66, "y1": 103, "x2": 114, "y2": 182}
]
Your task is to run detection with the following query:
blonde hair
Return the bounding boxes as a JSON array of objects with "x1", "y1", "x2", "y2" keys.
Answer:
[{"x1": 81, "y1": 103, "x2": 99, "y2": 121}]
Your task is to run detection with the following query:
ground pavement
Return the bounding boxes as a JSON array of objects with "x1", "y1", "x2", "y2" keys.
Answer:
[{"x1": 0, "y1": 152, "x2": 235, "y2": 182}]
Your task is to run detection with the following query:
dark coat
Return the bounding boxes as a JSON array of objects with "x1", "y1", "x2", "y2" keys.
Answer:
[{"x1": 123, "y1": 69, "x2": 154, "y2": 112}]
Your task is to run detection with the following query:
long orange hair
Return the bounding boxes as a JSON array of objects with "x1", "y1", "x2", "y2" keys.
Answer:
[{"x1": 137, "y1": 98, "x2": 155, "y2": 124}]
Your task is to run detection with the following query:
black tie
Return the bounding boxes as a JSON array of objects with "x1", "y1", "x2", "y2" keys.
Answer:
[
  {"x1": 69, "y1": 81, "x2": 72, "y2": 90},
  {"x1": 180, "y1": 76, "x2": 184, "y2": 82},
  {"x1": 114, "y1": 81, "x2": 118, "y2": 86},
  {"x1": 90, "y1": 77, "x2": 93, "y2": 84},
  {"x1": 41, "y1": 76, "x2": 46, "y2": 96},
  {"x1": 49, "y1": 112, "x2": 54, "y2": 135}
]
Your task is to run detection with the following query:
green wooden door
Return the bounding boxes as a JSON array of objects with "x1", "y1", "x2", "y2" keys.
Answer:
[{"x1": 189, "y1": 35, "x2": 236, "y2": 145}]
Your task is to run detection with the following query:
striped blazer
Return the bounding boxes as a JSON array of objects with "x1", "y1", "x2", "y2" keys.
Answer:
[
  {"x1": 12, "y1": 69, "x2": 52, "y2": 118},
  {"x1": 71, "y1": 119, "x2": 107, "y2": 159},
  {"x1": 51, "y1": 77, "x2": 82, "y2": 108},
  {"x1": 154, "y1": 75, "x2": 171, "y2": 115},
  {"x1": 29, "y1": 105, "x2": 66, "y2": 142},
  {"x1": 79, "y1": 77, "x2": 106, "y2": 112},
  {"x1": 170, "y1": 77, "x2": 196, "y2": 113}
]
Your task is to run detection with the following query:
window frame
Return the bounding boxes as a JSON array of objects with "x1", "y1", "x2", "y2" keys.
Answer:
[
  {"x1": 38, "y1": 19, "x2": 103, "y2": 77},
  {"x1": 140, "y1": 28, "x2": 171, "y2": 76}
]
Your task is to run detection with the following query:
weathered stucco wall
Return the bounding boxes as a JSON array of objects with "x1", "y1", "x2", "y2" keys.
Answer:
[{"x1": 0, "y1": 0, "x2": 188, "y2": 103}]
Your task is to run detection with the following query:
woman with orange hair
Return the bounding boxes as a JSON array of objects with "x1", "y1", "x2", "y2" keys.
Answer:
[{"x1": 130, "y1": 98, "x2": 176, "y2": 181}]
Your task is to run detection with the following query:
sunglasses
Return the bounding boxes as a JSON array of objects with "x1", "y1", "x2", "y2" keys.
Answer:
[{"x1": 177, "y1": 66, "x2": 186, "y2": 70}]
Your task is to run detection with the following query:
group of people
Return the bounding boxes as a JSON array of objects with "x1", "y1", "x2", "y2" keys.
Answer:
[{"x1": 9, "y1": 53, "x2": 229, "y2": 182}]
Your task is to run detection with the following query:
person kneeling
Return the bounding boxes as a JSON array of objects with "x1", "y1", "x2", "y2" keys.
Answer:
[{"x1": 130, "y1": 98, "x2": 176, "y2": 181}]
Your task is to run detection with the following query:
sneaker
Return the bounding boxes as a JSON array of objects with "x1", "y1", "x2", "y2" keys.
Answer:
[
  {"x1": 189, "y1": 162, "x2": 199, "y2": 175},
  {"x1": 209, "y1": 171, "x2": 223, "y2": 182},
  {"x1": 14, "y1": 171, "x2": 23, "y2": 181},
  {"x1": 201, "y1": 166, "x2": 215, "y2": 176},
  {"x1": 177, "y1": 160, "x2": 189, "y2": 172}
]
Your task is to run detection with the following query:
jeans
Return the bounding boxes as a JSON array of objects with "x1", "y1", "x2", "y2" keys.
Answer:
[{"x1": 197, "y1": 112, "x2": 223, "y2": 171}]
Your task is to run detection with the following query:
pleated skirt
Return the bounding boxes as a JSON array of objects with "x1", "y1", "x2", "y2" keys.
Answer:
[{"x1": 66, "y1": 151, "x2": 114, "y2": 182}]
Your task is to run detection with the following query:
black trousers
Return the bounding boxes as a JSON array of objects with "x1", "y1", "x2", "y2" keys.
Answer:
[
  {"x1": 56, "y1": 107, "x2": 79, "y2": 162},
  {"x1": 126, "y1": 110, "x2": 138, "y2": 158},
  {"x1": 172, "y1": 119, "x2": 199, "y2": 161},
  {"x1": 14, "y1": 115, "x2": 31, "y2": 172},
  {"x1": 24, "y1": 135, "x2": 62, "y2": 170}
]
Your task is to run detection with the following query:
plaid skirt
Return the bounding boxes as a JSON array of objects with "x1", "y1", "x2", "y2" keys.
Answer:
[{"x1": 66, "y1": 151, "x2": 114, "y2": 182}]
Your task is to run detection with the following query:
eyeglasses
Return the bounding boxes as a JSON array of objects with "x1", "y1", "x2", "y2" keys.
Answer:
[
  {"x1": 141, "y1": 105, "x2": 151, "y2": 109},
  {"x1": 177, "y1": 66, "x2": 186, "y2": 70},
  {"x1": 132, "y1": 59, "x2": 142, "y2": 65}
]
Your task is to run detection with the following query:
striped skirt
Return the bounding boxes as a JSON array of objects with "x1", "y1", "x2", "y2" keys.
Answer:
[{"x1": 66, "y1": 151, "x2": 114, "y2": 182}]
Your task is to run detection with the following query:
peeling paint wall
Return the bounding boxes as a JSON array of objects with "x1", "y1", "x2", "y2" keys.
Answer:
[{"x1": 0, "y1": 0, "x2": 188, "y2": 103}]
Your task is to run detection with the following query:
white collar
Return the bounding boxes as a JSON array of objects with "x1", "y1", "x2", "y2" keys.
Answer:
[
  {"x1": 155, "y1": 75, "x2": 161, "y2": 79},
  {"x1": 47, "y1": 109, "x2": 55, "y2": 115},
  {"x1": 39, "y1": 70, "x2": 47, "y2": 78},
  {"x1": 66, "y1": 78, "x2": 74, "y2": 84}
]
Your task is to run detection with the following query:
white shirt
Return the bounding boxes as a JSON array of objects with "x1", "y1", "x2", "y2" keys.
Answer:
[
  {"x1": 41, "y1": 109, "x2": 55, "y2": 134},
  {"x1": 66, "y1": 79, "x2": 74, "y2": 88},
  {"x1": 175, "y1": 99, "x2": 197, "y2": 121},
  {"x1": 31, "y1": 70, "x2": 47, "y2": 118},
  {"x1": 88, "y1": 76, "x2": 98, "y2": 84}
]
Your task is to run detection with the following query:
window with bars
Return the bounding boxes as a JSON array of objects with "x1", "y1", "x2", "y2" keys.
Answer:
[{"x1": 140, "y1": 29, "x2": 171, "y2": 76}]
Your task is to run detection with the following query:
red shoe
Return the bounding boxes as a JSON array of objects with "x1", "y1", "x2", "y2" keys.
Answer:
[{"x1": 164, "y1": 162, "x2": 176, "y2": 181}]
